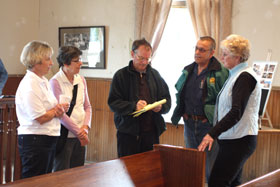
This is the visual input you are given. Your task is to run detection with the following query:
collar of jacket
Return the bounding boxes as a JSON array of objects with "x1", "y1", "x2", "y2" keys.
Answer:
[{"x1": 184, "y1": 56, "x2": 222, "y2": 73}]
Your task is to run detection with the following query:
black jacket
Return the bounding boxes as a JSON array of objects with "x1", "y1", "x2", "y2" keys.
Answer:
[{"x1": 108, "y1": 61, "x2": 171, "y2": 136}]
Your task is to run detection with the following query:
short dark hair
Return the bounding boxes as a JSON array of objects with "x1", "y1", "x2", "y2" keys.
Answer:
[
  {"x1": 56, "y1": 46, "x2": 82, "y2": 67},
  {"x1": 199, "y1": 36, "x2": 216, "y2": 50},
  {"x1": 131, "y1": 38, "x2": 152, "y2": 52}
]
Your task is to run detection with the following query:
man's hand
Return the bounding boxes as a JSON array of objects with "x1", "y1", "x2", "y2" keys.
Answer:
[
  {"x1": 136, "y1": 100, "x2": 147, "y2": 111},
  {"x1": 152, "y1": 104, "x2": 162, "y2": 113}
]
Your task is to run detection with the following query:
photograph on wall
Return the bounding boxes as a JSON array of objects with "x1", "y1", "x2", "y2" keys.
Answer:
[{"x1": 59, "y1": 26, "x2": 106, "y2": 69}]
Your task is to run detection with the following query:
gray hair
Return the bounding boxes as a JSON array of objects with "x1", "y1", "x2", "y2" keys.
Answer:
[
  {"x1": 220, "y1": 34, "x2": 250, "y2": 63},
  {"x1": 20, "y1": 40, "x2": 53, "y2": 69},
  {"x1": 199, "y1": 36, "x2": 216, "y2": 51}
]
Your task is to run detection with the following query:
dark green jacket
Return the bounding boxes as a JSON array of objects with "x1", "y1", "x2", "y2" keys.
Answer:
[
  {"x1": 108, "y1": 61, "x2": 171, "y2": 136},
  {"x1": 171, "y1": 57, "x2": 228, "y2": 125}
]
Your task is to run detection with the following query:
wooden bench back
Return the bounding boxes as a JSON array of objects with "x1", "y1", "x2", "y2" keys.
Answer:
[
  {"x1": 238, "y1": 168, "x2": 280, "y2": 187},
  {"x1": 3, "y1": 150, "x2": 164, "y2": 187},
  {"x1": 0, "y1": 98, "x2": 21, "y2": 184},
  {"x1": 155, "y1": 144, "x2": 205, "y2": 187}
]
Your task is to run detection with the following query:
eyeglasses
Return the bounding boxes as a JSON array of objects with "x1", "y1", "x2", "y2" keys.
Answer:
[
  {"x1": 135, "y1": 54, "x2": 152, "y2": 62},
  {"x1": 195, "y1": 46, "x2": 211, "y2": 53},
  {"x1": 71, "y1": 58, "x2": 82, "y2": 63}
]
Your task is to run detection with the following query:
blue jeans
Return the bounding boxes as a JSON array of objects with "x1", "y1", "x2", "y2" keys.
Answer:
[
  {"x1": 18, "y1": 135, "x2": 57, "y2": 179},
  {"x1": 184, "y1": 118, "x2": 218, "y2": 182},
  {"x1": 53, "y1": 138, "x2": 86, "y2": 171}
]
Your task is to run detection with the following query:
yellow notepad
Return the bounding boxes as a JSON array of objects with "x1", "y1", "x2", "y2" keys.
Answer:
[{"x1": 130, "y1": 99, "x2": 167, "y2": 117}]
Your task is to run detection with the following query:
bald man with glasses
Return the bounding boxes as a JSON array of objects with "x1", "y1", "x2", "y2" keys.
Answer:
[
  {"x1": 108, "y1": 38, "x2": 171, "y2": 157},
  {"x1": 171, "y1": 36, "x2": 229, "y2": 182}
]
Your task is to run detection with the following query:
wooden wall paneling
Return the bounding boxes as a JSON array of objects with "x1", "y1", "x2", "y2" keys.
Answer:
[
  {"x1": 103, "y1": 111, "x2": 117, "y2": 160},
  {"x1": 242, "y1": 130, "x2": 280, "y2": 183},
  {"x1": 85, "y1": 78, "x2": 117, "y2": 162},
  {"x1": 104, "y1": 80, "x2": 113, "y2": 112},
  {"x1": 272, "y1": 90, "x2": 280, "y2": 128},
  {"x1": 277, "y1": 133, "x2": 280, "y2": 169},
  {"x1": 269, "y1": 133, "x2": 279, "y2": 171},
  {"x1": 160, "y1": 123, "x2": 185, "y2": 147},
  {"x1": 86, "y1": 79, "x2": 97, "y2": 111},
  {"x1": 263, "y1": 88, "x2": 280, "y2": 129},
  {"x1": 93, "y1": 79, "x2": 111, "y2": 111}
]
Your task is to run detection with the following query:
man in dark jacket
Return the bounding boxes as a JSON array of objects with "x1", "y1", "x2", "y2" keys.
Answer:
[
  {"x1": 171, "y1": 36, "x2": 229, "y2": 182},
  {"x1": 108, "y1": 38, "x2": 171, "y2": 157}
]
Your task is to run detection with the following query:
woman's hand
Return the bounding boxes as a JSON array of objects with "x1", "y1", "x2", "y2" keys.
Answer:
[
  {"x1": 198, "y1": 134, "x2": 214, "y2": 151},
  {"x1": 54, "y1": 104, "x2": 65, "y2": 118},
  {"x1": 35, "y1": 104, "x2": 65, "y2": 124},
  {"x1": 77, "y1": 125, "x2": 89, "y2": 146},
  {"x1": 61, "y1": 103, "x2": 70, "y2": 112},
  {"x1": 78, "y1": 135, "x2": 89, "y2": 146}
]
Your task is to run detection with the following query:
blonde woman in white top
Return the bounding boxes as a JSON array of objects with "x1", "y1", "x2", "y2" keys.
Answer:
[{"x1": 16, "y1": 41, "x2": 68, "y2": 179}]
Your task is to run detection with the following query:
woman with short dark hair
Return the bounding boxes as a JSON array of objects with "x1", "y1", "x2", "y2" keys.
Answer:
[{"x1": 50, "y1": 46, "x2": 92, "y2": 171}]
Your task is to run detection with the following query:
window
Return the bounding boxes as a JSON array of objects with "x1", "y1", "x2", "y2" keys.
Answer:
[{"x1": 152, "y1": 4, "x2": 196, "y2": 124}]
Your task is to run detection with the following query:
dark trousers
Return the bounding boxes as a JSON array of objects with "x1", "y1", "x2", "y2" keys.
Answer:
[
  {"x1": 117, "y1": 131, "x2": 159, "y2": 157},
  {"x1": 53, "y1": 138, "x2": 85, "y2": 172},
  {"x1": 18, "y1": 135, "x2": 58, "y2": 179},
  {"x1": 209, "y1": 135, "x2": 257, "y2": 187}
]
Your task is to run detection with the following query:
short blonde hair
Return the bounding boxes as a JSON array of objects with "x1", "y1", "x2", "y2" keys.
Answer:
[
  {"x1": 20, "y1": 40, "x2": 53, "y2": 69},
  {"x1": 220, "y1": 34, "x2": 250, "y2": 63}
]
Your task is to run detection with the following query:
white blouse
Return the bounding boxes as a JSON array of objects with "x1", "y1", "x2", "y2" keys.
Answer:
[{"x1": 16, "y1": 70, "x2": 60, "y2": 136}]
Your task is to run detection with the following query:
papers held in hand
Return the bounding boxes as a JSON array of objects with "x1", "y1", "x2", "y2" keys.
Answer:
[{"x1": 131, "y1": 99, "x2": 167, "y2": 117}]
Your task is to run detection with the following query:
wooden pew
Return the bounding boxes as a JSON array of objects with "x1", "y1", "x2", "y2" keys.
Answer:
[
  {"x1": 3, "y1": 144, "x2": 205, "y2": 187},
  {"x1": 0, "y1": 98, "x2": 21, "y2": 184},
  {"x1": 238, "y1": 168, "x2": 280, "y2": 187}
]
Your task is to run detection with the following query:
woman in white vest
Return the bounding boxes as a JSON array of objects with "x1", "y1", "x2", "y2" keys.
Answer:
[
  {"x1": 16, "y1": 41, "x2": 68, "y2": 178},
  {"x1": 50, "y1": 46, "x2": 92, "y2": 171},
  {"x1": 198, "y1": 34, "x2": 261, "y2": 187}
]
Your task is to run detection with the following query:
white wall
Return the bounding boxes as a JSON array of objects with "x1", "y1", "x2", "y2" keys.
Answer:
[
  {"x1": 1, "y1": 0, "x2": 280, "y2": 85},
  {"x1": 232, "y1": 0, "x2": 280, "y2": 86},
  {"x1": 0, "y1": 0, "x2": 135, "y2": 79},
  {"x1": 0, "y1": 0, "x2": 39, "y2": 74}
]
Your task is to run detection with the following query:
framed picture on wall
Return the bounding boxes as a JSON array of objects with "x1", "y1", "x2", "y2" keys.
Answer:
[{"x1": 59, "y1": 26, "x2": 106, "y2": 69}]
